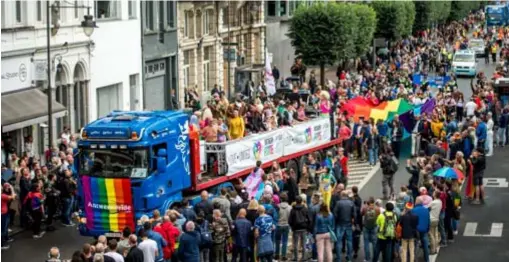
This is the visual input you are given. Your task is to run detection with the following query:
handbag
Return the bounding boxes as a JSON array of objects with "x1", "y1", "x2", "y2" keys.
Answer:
[{"x1": 328, "y1": 226, "x2": 338, "y2": 243}]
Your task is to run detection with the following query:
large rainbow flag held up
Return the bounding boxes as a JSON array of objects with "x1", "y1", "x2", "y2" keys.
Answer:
[
  {"x1": 342, "y1": 97, "x2": 436, "y2": 135},
  {"x1": 81, "y1": 176, "x2": 135, "y2": 233}
]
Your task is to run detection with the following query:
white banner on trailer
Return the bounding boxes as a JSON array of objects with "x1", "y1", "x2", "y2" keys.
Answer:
[{"x1": 284, "y1": 117, "x2": 332, "y2": 155}]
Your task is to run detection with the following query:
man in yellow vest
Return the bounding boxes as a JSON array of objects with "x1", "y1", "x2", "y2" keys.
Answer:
[{"x1": 491, "y1": 43, "x2": 498, "y2": 63}]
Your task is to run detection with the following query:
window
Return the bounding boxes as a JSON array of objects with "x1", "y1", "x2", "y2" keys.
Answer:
[
  {"x1": 15, "y1": 0, "x2": 25, "y2": 24},
  {"x1": 203, "y1": 46, "x2": 211, "y2": 91},
  {"x1": 95, "y1": 1, "x2": 119, "y2": 20},
  {"x1": 146, "y1": 1, "x2": 154, "y2": 31},
  {"x1": 129, "y1": 74, "x2": 140, "y2": 111},
  {"x1": 128, "y1": 0, "x2": 136, "y2": 19},
  {"x1": 279, "y1": 0, "x2": 287, "y2": 16},
  {"x1": 222, "y1": 7, "x2": 229, "y2": 29},
  {"x1": 37, "y1": 1, "x2": 43, "y2": 22},
  {"x1": 267, "y1": 1, "x2": 276, "y2": 16},
  {"x1": 74, "y1": 1, "x2": 79, "y2": 19},
  {"x1": 184, "y1": 11, "x2": 189, "y2": 37},
  {"x1": 243, "y1": 34, "x2": 248, "y2": 52},
  {"x1": 203, "y1": 10, "x2": 210, "y2": 35},
  {"x1": 97, "y1": 84, "x2": 120, "y2": 117},
  {"x1": 183, "y1": 51, "x2": 191, "y2": 89},
  {"x1": 166, "y1": 1, "x2": 175, "y2": 28}
]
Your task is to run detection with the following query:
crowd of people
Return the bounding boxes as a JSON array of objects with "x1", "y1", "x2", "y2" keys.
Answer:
[
  {"x1": 3, "y1": 7, "x2": 509, "y2": 262},
  {"x1": 1, "y1": 127, "x2": 80, "y2": 249}
]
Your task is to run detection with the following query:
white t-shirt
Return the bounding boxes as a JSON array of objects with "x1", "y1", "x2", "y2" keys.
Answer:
[
  {"x1": 138, "y1": 239, "x2": 158, "y2": 262},
  {"x1": 465, "y1": 101, "x2": 477, "y2": 116},
  {"x1": 104, "y1": 251, "x2": 125, "y2": 262}
]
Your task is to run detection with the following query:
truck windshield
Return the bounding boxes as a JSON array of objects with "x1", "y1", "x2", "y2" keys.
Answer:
[
  {"x1": 488, "y1": 13, "x2": 502, "y2": 20},
  {"x1": 80, "y1": 149, "x2": 149, "y2": 178}
]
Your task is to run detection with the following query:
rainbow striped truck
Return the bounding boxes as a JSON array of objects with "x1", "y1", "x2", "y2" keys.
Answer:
[{"x1": 76, "y1": 110, "x2": 344, "y2": 238}]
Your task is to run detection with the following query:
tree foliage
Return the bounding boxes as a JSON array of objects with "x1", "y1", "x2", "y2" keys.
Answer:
[
  {"x1": 372, "y1": 1, "x2": 413, "y2": 40},
  {"x1": 353, "y1": 4, "x2": 377, "y2": 58},
  {"x1": 288, "y1": 2, "x2": 375, "y2": 85},
  {"x1": 448, "y1": 1, "x2": 483, "y2": 22}
]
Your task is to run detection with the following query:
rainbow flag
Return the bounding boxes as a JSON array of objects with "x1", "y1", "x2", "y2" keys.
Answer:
[{"x1": 81, "y1": 176, "x2": 135, "y2": 233}]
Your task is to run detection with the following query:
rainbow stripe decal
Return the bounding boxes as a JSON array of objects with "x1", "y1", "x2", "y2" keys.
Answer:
[{"x1": 81, "y1": 176, "x2": 135, "y2": 233}]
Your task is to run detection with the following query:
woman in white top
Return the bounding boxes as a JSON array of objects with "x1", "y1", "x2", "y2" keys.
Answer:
[{"x1": 486, "y1": 112, "x2": 495, "y2": 157}]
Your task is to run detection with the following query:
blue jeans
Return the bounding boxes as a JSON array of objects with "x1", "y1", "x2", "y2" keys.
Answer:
[
  {"x1": 439, "y1": 211, "x2": 446, "y2": 245},
  {"x1": 1, "y1": 213, "x2": 9, "y2": 246},
  {"x1": 363, "y1": 227, "x2": 377, "y2": 261},
  {"x1": 335, "y1": 225, "x2": 353, "y2": 261},
  {"x1": 417, "y1": 232, "x2": 430, "y2": 262},
  {"x1": 368, "y1": 148, "x2": 378, "y2": 165},
  {"x1": 452, "y1": 219, "x2": 458, "y2": 232},
  {"x1": 62, "y1": 197, "x2": 74, "y2": 225},
  {"x1": 275, "y1": 225, "x2": 290, "y2": 258}
]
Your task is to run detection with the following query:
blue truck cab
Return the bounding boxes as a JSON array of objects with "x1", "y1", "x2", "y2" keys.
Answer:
[
  {"x1": 76, "y1": 110, "x2": 192, "y2": 237},
  {"x1": 486, "y1": 5, "x2": 509, "y2": 27}
]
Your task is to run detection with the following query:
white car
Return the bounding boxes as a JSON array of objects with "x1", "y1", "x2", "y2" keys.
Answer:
[
  {"x1": 468, "y1": 39, "x2": 486, "y2": 57},
  {"x1": 452, "y1": 50, "x2": 477, "y2": 77}
]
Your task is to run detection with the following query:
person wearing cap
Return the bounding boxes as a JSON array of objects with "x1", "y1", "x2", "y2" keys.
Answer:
[{"x1": 398, "y1": 202, "x2": 419, "y2": 262}]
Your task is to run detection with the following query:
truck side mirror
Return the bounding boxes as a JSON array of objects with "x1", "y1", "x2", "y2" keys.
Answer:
[{"x1": 156, "y1": 148, "x2": 167, "y2": 175}]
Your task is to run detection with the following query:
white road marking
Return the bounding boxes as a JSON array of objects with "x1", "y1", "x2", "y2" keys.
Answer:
[
  {"x1": 463, "y1": 222, "x2": 504, "y2": 237},
  {"x1": 482, "y1": 178, "x2": 509, "y2": 188}
]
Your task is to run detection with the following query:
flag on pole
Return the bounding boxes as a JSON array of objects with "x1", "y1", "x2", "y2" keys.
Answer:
[{"x1": 265, "y1": 48, "x2": 276, "y2": 96}]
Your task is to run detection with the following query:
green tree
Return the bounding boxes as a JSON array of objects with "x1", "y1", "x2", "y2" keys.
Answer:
[
  {"x1": 449, "y1": 1, "x2": 482, "y2": 21},
  {"x1": 401, "y1": 1, "x2": 416, "y2": 37},
  {"x1": 372, "y1": 1, "x2": 410, "y2": 40},
  {"x1": 288, "y1": 3, "x2": 358, "y2": 86},
  {"x1": 352, "y1": 4, "x2": 377, "y2": 58}
]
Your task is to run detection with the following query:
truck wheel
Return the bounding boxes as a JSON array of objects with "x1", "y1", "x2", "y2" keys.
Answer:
[{"x1": 286, "y1": 159, "x2": 300, "y2": 181}]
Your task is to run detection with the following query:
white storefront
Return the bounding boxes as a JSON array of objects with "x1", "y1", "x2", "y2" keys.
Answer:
[
  {"x1": 1, "y1": 0, "x2": 93, "y2": 159},
  {"x1": 89, "y1": 1, "x2": 142, "y2": 120}
]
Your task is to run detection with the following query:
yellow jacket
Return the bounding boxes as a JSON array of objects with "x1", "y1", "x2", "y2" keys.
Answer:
[
  {"x1": 228, "y1": 117, "x2": 245, "y2": 139},
  {"x1": 431, "y1": 120, "x2": 443, "y2": 138},
  {"x1": 376, "y1": 211, "x2": 397, "y2": 240}
]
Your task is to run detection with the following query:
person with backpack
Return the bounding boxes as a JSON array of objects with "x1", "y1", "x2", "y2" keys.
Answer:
[
  {"x1": 211, "y1": 209, "x2": 230, "y2": 262},
  {"x1": 274, "y1": 193, "x2": 292, "y2": 261},
  {"x1": 24, "y1": 183, "x2": 45, "y2": 239},
  {"x1": 411, "y1": 197, "x2": 431, "y2": 262},
  {"x1": 232, "y1": 208, "x2": 252, "y2": 262},
  {"x1": 380, "y1": 152, "x2": 399, "y2": 200},
  {"x1": 195, "y1": 214, "x2": 212, "y2": 262},
  {"x1": 373, "y1": 202, "x2": 397, "y2": 262},
  {"x1": 361, "y1": 197, "x2": 380, "y2": 262},
  {"x1": 398, "y1": 203, "x2": 419, "y2": 262},
  {"x1": 332, "y1": 190, "x2": 356, "y2": 262},
  {"x1": 288, "y1": 196, "x2": 310, "y2": 261}
]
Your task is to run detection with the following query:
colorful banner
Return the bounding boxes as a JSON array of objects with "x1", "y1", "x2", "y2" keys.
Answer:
[
  {"x1": 81, "y1": 176, "x2": 135, "y2": 233},
  {"x1": 225, "y1": 118, "x2": 331, "y2": 175},
  {"x1": 284, "y1": 118, "x2": 331, "y2": 155},
  {"x1": 342, "y1": 98, "x2": 413, "y2": 122},
  {"x1": 225, "y1": 129, "x2": 286, "y2": 175}
]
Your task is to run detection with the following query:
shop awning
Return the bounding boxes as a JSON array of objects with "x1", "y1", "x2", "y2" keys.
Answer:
[{"x1": 2, "y1": 89, "x2": 67, "y2": 133}]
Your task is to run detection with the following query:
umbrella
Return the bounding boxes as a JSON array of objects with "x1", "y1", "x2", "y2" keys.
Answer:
[{"x1": 433, "y1": 167, "x2": 464, "y2": 181}]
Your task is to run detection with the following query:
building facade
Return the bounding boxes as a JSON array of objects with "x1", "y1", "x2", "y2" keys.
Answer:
[
  {"x1": 89, "y1": 0, "x2": 142, "y2": 120},
  {"x1": 218, "y1": 1, "x2": 266, "y2": 97},
  {"x1": 1, "y1": 0, "x2": 94, "y2": 156},
  {"x1": 265, "y1": 1, "x2": 313, "y2": 78},
  {"x1": 177, "y1": 1, "x2": 223, "y2": 106},
  {"x1": 141, "y1": 0, "x2": 179, "y2": 111}
]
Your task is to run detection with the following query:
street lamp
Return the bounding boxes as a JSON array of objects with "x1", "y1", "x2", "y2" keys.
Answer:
[{"x1": 46, "y1": 1, "x2": 97, "y2": 150}]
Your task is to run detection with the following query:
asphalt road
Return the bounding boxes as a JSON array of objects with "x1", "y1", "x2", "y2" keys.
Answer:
[
  {"x1": 435, "y1": 147, "x2": 509, "y2": 262},
  {"x1": 0, "y1": 51, "x2": 501, "y2": 262}
]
